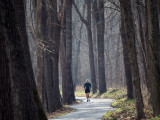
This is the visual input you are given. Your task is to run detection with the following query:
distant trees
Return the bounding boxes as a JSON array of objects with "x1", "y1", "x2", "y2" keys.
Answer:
[
  {"x1": 0, "y1": 0, "x2": 47, "y2": 120},
  {"x1": 73, "y1": 0, "x2": 97, "y2": 93}
]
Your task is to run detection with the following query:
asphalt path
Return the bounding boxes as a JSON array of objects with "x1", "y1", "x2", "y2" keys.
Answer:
[{"x1": 49, "y1": 97, "x2": 114, "y2": 120}]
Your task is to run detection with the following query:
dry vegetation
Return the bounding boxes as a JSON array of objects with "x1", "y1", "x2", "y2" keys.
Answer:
[
  {"x1": 74, "y1": 86, "x2": 159, "y2": 120},
  {"x1": 47, "y1": 107, "x2": 74, "y2": 119}
]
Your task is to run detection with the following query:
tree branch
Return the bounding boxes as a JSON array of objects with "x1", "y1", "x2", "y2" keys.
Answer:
[
  {"x1": 72, "y1": 0, "x2": 88, "y2": 25},
  {"x1": 60, "y1": 0, "x2": 66, "y2": 25}
]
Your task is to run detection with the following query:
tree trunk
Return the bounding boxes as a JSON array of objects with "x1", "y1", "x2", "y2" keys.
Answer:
[
  {"x1": 62, "y1": 0, "x2": 76, "y2": 104},
  {"x1": 42, "y1": 0, "x2": 62, "y2": 112},
  {"x1": 121, "y1": 20, "x2": 134, "y2": 100},
  {"x1": 86, "y1": 0, "x2": 97, "y2": 94},
  {"x1": 97, "y1": 0, "x2": 106, "y2": 94},
  {"x1": 0, "y1": 37, "x2": 14, "y2": 120},
  {"x1": 92, "y1": 3, "x2": 99, "y2": 86},
  {"x1": 0, "y1": 0, "x2": 47, "y2": 120},
  {"x1": 146, "y1": 0, "x2": 160, "y2": 116},
  {"x1": 60, "y1": 9, "x2": 67, "y2": 104},
  {"x1": 135, "y1": 0, "x2": 152, "y2": 104},
  {"x1": 36, "y1": 0, "x2": 43, "y2": 101},
  {"x1": 73, "y1": 0, "x2": 97, "y2": 93},
  {"x1": 120, "y1": 0, "x2": 145, "y2": 119}
]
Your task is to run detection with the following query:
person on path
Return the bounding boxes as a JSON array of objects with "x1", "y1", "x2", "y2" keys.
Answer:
[{"x1": 84, "y1": 79, "x2": 91, "y2": 102}]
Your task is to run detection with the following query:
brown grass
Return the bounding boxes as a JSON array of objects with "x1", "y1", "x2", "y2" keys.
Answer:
[{"x1": 47, "y1": 107, "x2": 74, "y2": 119}]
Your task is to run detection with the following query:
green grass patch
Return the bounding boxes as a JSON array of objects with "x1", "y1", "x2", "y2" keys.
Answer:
[
  {"x1": 74, "y1": 87, "x2": 155, "y2": 119},
  {"x1": 101, "y1": 88, "x2": 154, "y2": 120},
  {"x1": 150, "y1": 115, "x2": 160, "y2": 120},
  {"x1": 100, "y1": 88, "x2": 126, "y2": 99},
  {"x1": 74, "y1": 90, "x2": 86, "y2": 97},
  {"x1": 74, "y1": 87, "x2": 126, "y2": 99},
  {"x1": 102, "y1": 91, "x2": 136, "y2": 120}
]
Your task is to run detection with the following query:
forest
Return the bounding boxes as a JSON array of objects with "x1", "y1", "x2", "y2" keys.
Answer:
[{"x1": 0, "y1": 0, "x2": 160, "y2": 120}]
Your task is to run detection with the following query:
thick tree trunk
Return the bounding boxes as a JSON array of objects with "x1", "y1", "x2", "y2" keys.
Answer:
[
  {"x1": 121, "y1": 20, "x2": 134, "y2": 100},
  {"x1": 146, "y1": 0, "x2": 160, "y2": 116},
  {"x1": 135, "y1": 0, "x2": 152, "y2": 104},
  {"x1": 0, "y1": 0, "x2": 47, "y2": 120},
  {"x1": 42, "y1": 0, "x2": 62, "y2": 112},
  {"x1": 97, "y1": 0, "x2": 106, "y2": 94},
  {"x1": 120, "y1": 0, "x2": 145, "y2": 119},
  {"x1": 92, "y1": 0, "x2": 106, "y2": 94},
  {"x1": 62, "y1": 0, "x2": 76, "y2": 104},
  {"x1": 0, "y1": 38, "x2": 14, "y2": 120}
]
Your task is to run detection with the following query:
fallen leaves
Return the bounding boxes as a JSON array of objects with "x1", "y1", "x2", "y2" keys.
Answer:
[{"x1": 47, "y1": 107, "x2": 74, "y2": 119}]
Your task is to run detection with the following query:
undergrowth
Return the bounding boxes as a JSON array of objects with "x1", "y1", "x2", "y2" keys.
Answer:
[
  {"x1": 101, "y1": 88, "x2": 155, "y2": 120},
  {"x1": 74, "y1": 86, "x2": 157, "y2": 120}
]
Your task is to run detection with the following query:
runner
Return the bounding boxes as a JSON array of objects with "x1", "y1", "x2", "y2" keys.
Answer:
[{"x1": 84, "y1": 79, "x2": 91, "y2": 102}]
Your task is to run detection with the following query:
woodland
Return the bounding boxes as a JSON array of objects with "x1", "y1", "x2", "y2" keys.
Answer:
[{"x1": 0, "y1": 0, "x2": 160, "y2": 120}]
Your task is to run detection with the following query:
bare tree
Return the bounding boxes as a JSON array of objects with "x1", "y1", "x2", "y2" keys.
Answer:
[
  {"x1": 146, "y1": 0, "x2": 160, "y2": 116},
  {"x1": 62, "y1": 0, "x2": 76, "y2": 104},
  {"x1": 120, "y1": 20, "x2": 134, "y2": 100},
  {"x1": 119, "y1": 0, "x2": 145, "y2": 119},
  {"x1": 93, "y1": 0, "x2": 107, "y2": 94},
  {"x1": 73, "y1": 0, "x2": 97, "y2": 93}
]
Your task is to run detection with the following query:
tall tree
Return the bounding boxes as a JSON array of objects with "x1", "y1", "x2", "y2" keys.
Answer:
[
  {"x1": 73, "y1": 0, "x2": 97, "y2": 93},
  {"x1": 41, "y1": 0, "x2": 63, "y2": 112},
  {"x1": 134, "y1": 0, "x2": 152, "y2": 103},
  {"x1": 120, "y1": 20, "x2": 134, "y2": 100},
  {"x1": 36, "y1": 0, "x2": 65, "y2": 112},
  {"x1": 146, "y1": 0, "x2": 160, "y2": 116},
  {"x1": 119, "y1": 0, "x2": 145, "y2": 119},
  {"x1": 93, "y1": 0, "x2": 106, "y2": 94},
  {"x1": 36, "y1": 0, "x2": 44, "y2": 101},
  {"x1": 0, "y1": 0, "x2": 47, "y2": 120},
  {"x1": 62, "y1": 0, "x2": 76, "y2": 104}
]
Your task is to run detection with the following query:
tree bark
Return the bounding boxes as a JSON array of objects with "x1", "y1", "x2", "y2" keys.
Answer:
[
  {"x1": 120, "y1": 20, "x2": 134, "y2": 100},
  {"x1": 42, "y1": 0, "x2": 62, "y2": 112},
  {"x1": 97, "y1": 0, "x2": 107, "y2": 94},
  {"x1": 92, "y1": 0, "x2": 106, "y2": 94},
  {"x1": 146, "y1": 0, "x2": 160, "y2": 116},
  {"x1": 86, "y1": 0, "x2": 97, "y2": 94},
  {"x1": 135, "y1": 0, "x2": 152, "y2": 104},
  {"x1": 0, "y1": 0, "x2": 47, "y2": 119},
  {"x1": 0, "y1": 35, "x2": 14, "y2": 120},
  {"x1": 62, "y1": 0, "x2": 76, "y2": 104},
  {"x1": 120, "y1": 0, "x2": 145, "y2": 119}
]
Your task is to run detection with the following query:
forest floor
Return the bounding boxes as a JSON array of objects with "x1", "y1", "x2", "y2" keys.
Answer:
[
  {"x1": 48, "y1": 87, "x2": 160, "y2": 120},
  {"x1": 49, "y1": 97, "x2": 114, "y2": 120}
]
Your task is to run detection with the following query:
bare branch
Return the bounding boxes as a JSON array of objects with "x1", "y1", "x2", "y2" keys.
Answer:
[{"x1": 72, "y1": 0, "x2": 88, "y2": 25}]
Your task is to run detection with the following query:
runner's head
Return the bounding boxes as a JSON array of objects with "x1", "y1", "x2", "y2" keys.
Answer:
[{"x1": 85, "y1": 79, "x2": 89, "y2": 83}]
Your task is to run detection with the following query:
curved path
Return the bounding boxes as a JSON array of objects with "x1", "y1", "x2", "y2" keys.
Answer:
[{"x1": 50, "y1": 97, "x2": 114, "y2": 120}]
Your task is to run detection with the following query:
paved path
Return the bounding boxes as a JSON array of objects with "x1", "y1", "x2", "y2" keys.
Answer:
[{"x1": 49, "y1": 97, "x2": 114, "y2": 120}]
